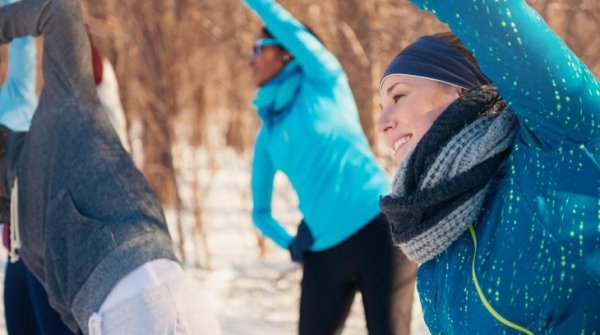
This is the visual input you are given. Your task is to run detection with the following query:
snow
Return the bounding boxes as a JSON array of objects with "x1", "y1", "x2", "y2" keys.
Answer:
[
  {"x1": 168, "y1": 147, "x2": 430, "y2": 334},
  {"x1": 0, "y1": 147, "x2": 430, "y2": 334}
]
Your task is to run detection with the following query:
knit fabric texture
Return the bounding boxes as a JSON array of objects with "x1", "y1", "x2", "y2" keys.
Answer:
[{"x1": 380, "y1": 87, "x2": 518, "y2": 264}]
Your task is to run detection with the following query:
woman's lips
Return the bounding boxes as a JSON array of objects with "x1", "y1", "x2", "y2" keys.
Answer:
[{"x1": 393, "y1": 134, "x2": 412, "y2": 155}]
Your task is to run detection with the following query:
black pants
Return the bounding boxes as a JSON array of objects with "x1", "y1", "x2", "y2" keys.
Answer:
[
  {"x1": 299, "y1": 214, "x2": 417, "y2": 335},
  {"x1": 4, "y1": 260, "x2": 77, "y2": 335}
]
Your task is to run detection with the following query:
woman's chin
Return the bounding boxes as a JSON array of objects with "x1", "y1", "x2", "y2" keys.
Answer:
[{"x1": 394, "y1": 144, "x2": 413, "y2": 163}]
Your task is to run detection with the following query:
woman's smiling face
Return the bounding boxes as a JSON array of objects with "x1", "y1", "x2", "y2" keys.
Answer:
[{"x1": 377, "y1": 75, "x2": 464, "y2": 162}]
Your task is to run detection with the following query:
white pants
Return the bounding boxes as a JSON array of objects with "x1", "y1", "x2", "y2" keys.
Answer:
[{"x1": 88, "y1": 259, "x2": 220, "y2": 335}]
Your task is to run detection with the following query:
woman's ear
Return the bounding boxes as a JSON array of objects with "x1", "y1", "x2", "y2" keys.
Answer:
[{"x1": 282, "y1": 52, "x2": 292, "y2": 62}]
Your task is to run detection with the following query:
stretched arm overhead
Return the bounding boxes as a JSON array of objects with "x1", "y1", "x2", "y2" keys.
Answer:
[
  {"x1": 409, "y1": 0, "x2": 600, "y2": 146},
  {"x1": 244, "y1": 0, "x2": 343, "y2": 82},
  {"x1": 251, "y1": 133, "x2": 294, "y2": 249},
  {"x1": 0, "y1": 0, "x2": 98, "y2": 108}
]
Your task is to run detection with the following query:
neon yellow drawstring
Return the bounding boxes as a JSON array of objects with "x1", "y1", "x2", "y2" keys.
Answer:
[{"x1": 468, "y1": 225, "x2": 535, "y2": 335}]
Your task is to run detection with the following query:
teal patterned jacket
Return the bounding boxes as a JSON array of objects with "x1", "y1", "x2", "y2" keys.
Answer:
[{"x1": 409, "y1": 0, "x2": 600, "y2": 334}]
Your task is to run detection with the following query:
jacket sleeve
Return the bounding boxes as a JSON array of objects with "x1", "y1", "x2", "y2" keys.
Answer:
[
  {"x1": 251, "y1": 131, "x2": 294, "y2": 249},
  {"x1": 244, "y1": 0, "x2": 343, "y2": 82},
  {"x1": 408, "y1": 0, "x2": 600, "y2": 147},
  {"x1": 0, "y1": 0, "x2": 98, "y2": 108}
]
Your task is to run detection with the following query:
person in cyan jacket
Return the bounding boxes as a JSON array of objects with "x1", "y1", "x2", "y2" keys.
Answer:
[
  {"x1": 243, "y1": 0, "x2": 417, "y2": 334},
  {"x1": 377, "y1": 1, "x2": 600, "y2": 334},
  {"x1": 0, "y1": 0, "x2": 219, "y2": 334}
]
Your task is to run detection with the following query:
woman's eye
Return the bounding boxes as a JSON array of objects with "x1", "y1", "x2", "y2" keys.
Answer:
[{"x1": 393, "y1": 95, "x2": 404, "y2": 103}]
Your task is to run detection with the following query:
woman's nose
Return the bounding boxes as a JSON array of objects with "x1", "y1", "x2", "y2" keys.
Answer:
[{"x1": 376, "y1": 107, "x2": 396, "y2": 134}]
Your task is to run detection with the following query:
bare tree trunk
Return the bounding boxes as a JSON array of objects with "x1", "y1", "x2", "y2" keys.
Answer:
[
  {"x1": 191, "y1": 83, "x2": 213, "y2": 269},
  {"x1": 335, "y1": 0, "x2": 378, "y2": 148},
  {"x1": 193, "y1": 153, "x2": 212, "y2": 269},
  {"x1": 81, "y1": 0, "x2": 600, "y2": 269},
  {"x1": 115, "y1": 0, "x2": 188, "y2": 261}
]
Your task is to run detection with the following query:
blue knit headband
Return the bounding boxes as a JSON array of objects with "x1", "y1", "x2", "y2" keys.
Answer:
[{"x1": 380, "y1": 36, "x2": 491, "y2": 92}]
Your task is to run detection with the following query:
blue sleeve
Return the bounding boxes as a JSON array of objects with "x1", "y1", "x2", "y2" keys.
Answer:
[
  {"x1": 0, "y1": 0, "x2": 37, "y2": 131},
  {"x1": 251, "y1": 131, "x2": 294, "y2": 249},
  {"x1": 244, "y1": 0, "x2": 343, "y2": 82},
  {"x1": 409, "y1": 0, "x2": 600, "y2": 147},
  {"x1": 0, "y1": 0, "x2": 99, "y2": 108}
]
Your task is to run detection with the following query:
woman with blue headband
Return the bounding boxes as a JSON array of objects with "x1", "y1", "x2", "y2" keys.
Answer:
[
  {"x1": 377, "y1": 1, "x2": 599, "y2": 334},
  {"x1": 243, "y1": 0, "x2": 417, "y2": 333}
]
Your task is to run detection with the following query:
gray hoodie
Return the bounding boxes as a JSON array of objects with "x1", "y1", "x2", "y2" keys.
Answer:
[{"x1": 0, "y1": 0, "x2": 178, "y2": 332}]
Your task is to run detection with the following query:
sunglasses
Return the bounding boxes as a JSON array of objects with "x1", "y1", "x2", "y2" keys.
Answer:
[{"x1": 250, "y1": 38, "x2": 281, "y2": 59}]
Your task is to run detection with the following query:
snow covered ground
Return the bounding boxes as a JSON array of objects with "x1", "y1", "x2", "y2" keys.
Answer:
[
  {"x1": 0, "y1": 148, "x2": 430, "y2": 334},
  {"x1": 170, "y1": 148, "x2": 430, "y2": 335}
]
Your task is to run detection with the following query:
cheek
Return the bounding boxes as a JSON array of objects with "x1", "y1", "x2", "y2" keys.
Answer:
[
  {"x1": 407, "y1": 99, "x2": 441, "y2": 140},
  {"x1": 385, "y1": 104, "x2": 409, "y2": 126},
  {"x1": 251, "y1": 57, "x2": 262, "y2": 71},
  {"x1": 416, "y1": 113, "x2": 437, "y2": 136},
  {"x1": 263, "y1": 52, "x2": 280, "y2": 66},
  {"x1": 432, "y1": 89, "x2": 459, "y2": 114},
  {"x1": 397, "y1": 99, "x2": 425, "y2": 125},
  {"x1": 258, "y1": 56, "x2": 270, "y2": 69}
]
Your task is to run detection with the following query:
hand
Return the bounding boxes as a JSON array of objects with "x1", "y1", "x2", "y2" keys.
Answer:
[{"x1": 288, "y1": 220, "x2": 314, "y2": 264}]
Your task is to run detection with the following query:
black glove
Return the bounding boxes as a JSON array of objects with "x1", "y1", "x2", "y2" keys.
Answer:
[
  {"x1": 288, "y1": 220, "x2": 314, "y2": 264},
  {"x1": 0, "y1": 127, "x2": 25, "y2": 193},
  {"x1": 0, "y1": 126, "x2": 25, "y2": 222}
]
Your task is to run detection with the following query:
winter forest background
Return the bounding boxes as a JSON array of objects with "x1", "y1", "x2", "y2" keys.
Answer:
[
  {"x1": 79, "y1": 0, "x2": 599, "y2": 228},
  {"x1": 0, "y1": 0, "x2": 599, "y2": 334}
]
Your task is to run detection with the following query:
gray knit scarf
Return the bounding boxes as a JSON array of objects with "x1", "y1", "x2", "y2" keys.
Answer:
[{"x1": 380, "y1": 86, "x2": 518, "y2": 264}]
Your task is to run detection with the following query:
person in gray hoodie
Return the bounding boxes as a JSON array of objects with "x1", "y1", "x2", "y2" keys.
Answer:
[{"x1": 0, "y1": 0, "x2": 219, "y2": 334}]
